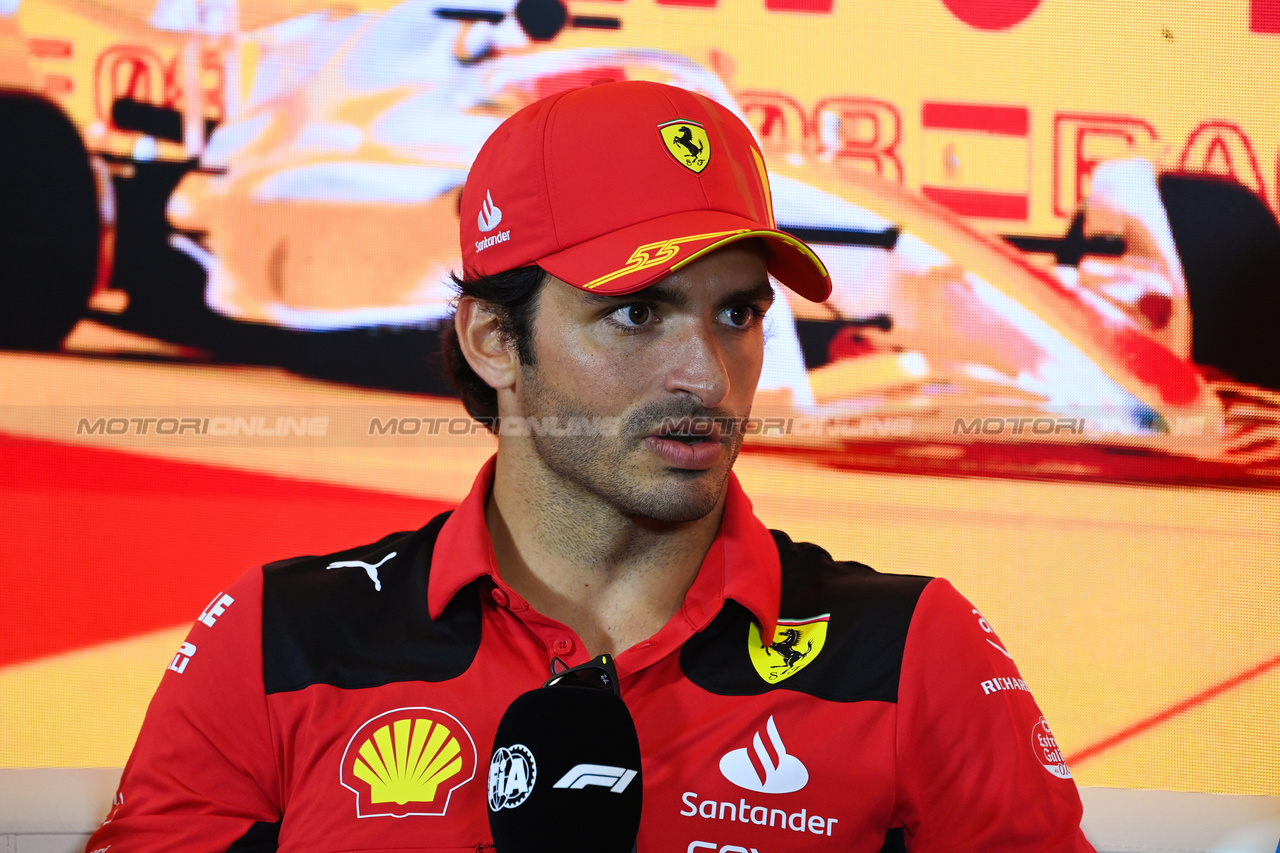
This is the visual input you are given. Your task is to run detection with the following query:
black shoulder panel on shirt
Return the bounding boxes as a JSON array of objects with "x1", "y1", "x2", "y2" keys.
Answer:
[
  {"x1": 679, "y1": 529, "x2": 931, "y2": 703},
  {"x1": 261, "y1": 511, "x2": 482, "y2": 695}
]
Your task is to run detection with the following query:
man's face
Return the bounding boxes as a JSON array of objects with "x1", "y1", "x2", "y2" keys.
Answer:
[{"x1": 510, "y1": 242, "x2": 774, "y2": 523}]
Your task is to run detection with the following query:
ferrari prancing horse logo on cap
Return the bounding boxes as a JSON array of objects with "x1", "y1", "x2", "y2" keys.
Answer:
[{"x1": 659, "y1": 120, "x2": 710, "y2": 173}]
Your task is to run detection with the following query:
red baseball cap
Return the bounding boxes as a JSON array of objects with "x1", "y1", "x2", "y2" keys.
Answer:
[{"x1": 459, "y1": 80, "x2": 831, "y2": 302}]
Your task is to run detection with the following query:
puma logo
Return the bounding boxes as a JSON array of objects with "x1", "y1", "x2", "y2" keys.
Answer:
[{"x1": 326, "y1": 552, "x2": 396, "y2": 592}]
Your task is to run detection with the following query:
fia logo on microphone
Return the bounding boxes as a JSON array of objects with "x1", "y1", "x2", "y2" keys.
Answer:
[{"x1": 488, "y1": 744, "x2": 537, "y2": 810}]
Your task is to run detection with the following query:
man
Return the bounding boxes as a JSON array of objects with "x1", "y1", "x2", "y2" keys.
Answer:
[{"x1": 87, "y1": 81, "x2": 1095, "y2": 852}]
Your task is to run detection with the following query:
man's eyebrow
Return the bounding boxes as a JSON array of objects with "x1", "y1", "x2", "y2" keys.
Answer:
[
  {"x1": 727, "y1": 280, "x2": 776, "y2": 307},
  {"x1": 579, "y1": 291, "x2": 637, "y2": 307},
  {"x1": 578, "y1": 284, "x2": 688, "y2": 308},
  {"x1": 579, "y1": 280, "x2": 774, "y2": 307}
]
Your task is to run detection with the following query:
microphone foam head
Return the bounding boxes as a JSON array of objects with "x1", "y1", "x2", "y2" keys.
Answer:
[{"x1": 487, "y1": 684, "x2": 642, "y2": 853}]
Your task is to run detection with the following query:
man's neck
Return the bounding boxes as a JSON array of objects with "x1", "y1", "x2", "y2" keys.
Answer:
[{"x1": 485, "y1": 450, "x2": 726, "y2": 657}]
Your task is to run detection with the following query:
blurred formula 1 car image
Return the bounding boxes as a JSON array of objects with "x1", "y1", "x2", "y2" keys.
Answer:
[
  {"x1": 159, "y1": 2, "x2": 1280, "y2": 479},
  {"x1": 0, "y1": 1, "x2": 109, "y2": 351},
  {"x1": 1, "y1": 0, "x2": 628, "y2": 364},
  {"x1": 5, "y1": 0, "x2": 1279, "y2": 481}
]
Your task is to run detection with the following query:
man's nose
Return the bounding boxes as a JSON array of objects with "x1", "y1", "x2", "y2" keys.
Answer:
[{"x1": 663, "y1": 320, "x2": 730, "y2": 407}]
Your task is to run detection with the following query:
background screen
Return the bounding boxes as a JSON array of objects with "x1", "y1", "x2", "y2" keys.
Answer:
[{"x1": 1, "y1": 0, "x2": 1278, "y2": 796}]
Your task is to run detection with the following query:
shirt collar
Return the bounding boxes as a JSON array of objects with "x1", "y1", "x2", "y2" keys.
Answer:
[{"x1": 428, "y1": 455, "x2": 779, "y2": 639}]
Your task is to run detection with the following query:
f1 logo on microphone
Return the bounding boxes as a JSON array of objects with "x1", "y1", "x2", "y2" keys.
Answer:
[{"x1": 553, "y1": 764, "x2": 638, "y2": 793}]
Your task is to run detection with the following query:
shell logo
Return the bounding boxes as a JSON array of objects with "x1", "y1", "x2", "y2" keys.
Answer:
[{"x1": 340, "y1": 707, "x2": 478, "y2": 818}]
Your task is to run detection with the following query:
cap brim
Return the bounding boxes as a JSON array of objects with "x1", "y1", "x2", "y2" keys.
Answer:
[{"x1": 535, "y1": 210, "x2": 832, "y2": 302}]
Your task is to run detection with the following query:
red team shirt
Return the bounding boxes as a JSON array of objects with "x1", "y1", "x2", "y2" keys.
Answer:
[{"x1": 88, "y1": 458, "x2": 1095, "y2": 852}]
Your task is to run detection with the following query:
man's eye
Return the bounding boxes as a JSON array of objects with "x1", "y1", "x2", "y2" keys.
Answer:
[
  {"x1": 721, "y1": 305, "x2": 756, "y2": 328},
  {"x1": 611, "y1": 304, "x2": 653, "y2": 327}
]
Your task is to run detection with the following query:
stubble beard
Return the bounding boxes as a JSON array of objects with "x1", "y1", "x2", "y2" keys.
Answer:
[{"x1": 517, "y1": 366, "x2": 746, "y2": 524}]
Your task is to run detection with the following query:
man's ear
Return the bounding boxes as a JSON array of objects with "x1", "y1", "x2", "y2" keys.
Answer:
[{"x1": 454, "y1": 296, "x2": 519, "y2": 392}]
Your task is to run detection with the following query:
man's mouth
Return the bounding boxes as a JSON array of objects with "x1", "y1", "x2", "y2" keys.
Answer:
[{"x1": 635, "y1": 412, "x2": 735, "y2": 471}]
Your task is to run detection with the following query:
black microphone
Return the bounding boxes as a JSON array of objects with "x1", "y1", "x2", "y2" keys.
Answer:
[{"x1": 487, "y1": 655, "x2": 643, "y2": 853}]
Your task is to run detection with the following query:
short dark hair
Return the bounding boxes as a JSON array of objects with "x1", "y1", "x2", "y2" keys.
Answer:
[{"x1": 441, "y1": 265, "x2": 547, "y2": 428}]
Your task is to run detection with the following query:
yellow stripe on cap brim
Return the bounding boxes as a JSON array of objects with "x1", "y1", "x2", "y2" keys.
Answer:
[
  {"x1": 583, "y1": 229, "x2": 750, "y2": 290},
  {"x1": 667, "y1": 229, "x2": 832, "y2": 302},
  {"x1": 583, "y1": 228, "x2": 831, "y2": 302}
]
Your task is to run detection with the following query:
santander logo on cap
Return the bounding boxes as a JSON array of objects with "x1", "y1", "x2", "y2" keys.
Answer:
[
  {"x1": 478, "y1": 191, "x2": 503, "y2": 232},
  {"x1": 474, "y1": 189, "x2": 511, "y2": 255}
]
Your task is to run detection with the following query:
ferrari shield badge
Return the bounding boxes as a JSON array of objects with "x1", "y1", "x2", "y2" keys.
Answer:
[
  {"x1": 748, "y1": 615, "x2": 829, "y2": 684},
  {"x1": 659, "y1": 120, "x2": 711, "y2": 173}
]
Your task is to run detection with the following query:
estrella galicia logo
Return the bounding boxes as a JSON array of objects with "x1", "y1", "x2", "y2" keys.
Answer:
[
  {"x1": 1032, "y1": 717, "x2": 1073, "y2": 780},
  {"x1": 747, "y1": 615, "x2": 829, "y2": 683},
  {"x1": 478, "y1": 190, "x2": 503, "y2": 232},
  {"x1": 658, "y1": 120, "x2": 711, "y2": 173},
  {"x1": 488, "y1": 744, "x2": 536, "y2": 810}
]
